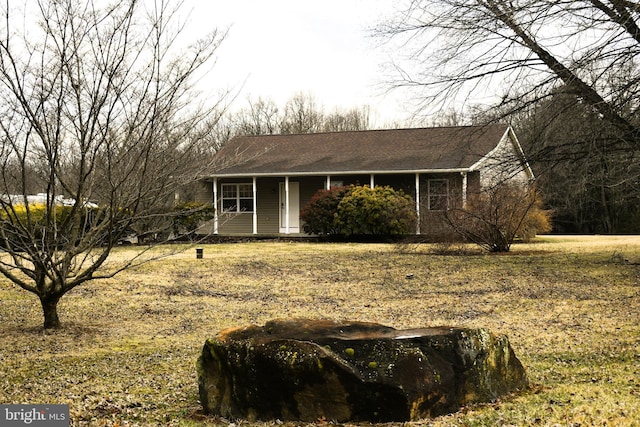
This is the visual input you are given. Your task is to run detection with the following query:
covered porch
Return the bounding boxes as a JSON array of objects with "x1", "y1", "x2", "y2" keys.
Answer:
[{"x1": 200, "y1": 170, "x2": 478, "y2": 236}]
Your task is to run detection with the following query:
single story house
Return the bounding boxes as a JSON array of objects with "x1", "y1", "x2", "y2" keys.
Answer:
[{"x1": 194, "y1": 124, "x2": 533, "y2": 237}]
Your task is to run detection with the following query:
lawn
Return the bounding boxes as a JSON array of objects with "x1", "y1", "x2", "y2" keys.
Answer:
[{"x1": 0, "y1": 235, "x2": 638, "y2": 426}]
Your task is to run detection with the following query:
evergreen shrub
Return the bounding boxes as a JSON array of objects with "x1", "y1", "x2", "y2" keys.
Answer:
[{"x1": 301, "y1": 185, "x2": 417, "y2": 238}]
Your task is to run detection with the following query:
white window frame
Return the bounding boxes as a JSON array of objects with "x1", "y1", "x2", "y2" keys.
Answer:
[
  {"x1": 427, "y1": 179, "x2": 449, "y2": 210},
  {"x1": 221, "y1": 183, "x2": 254, "y2": 213}
]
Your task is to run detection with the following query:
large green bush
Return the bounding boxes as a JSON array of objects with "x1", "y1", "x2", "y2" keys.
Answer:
[
  {"x1": 336, "y1": 186, "x2": 417, "y2": 236},
  {"x1": 301, "y1": 185, "x2": 417, "y2": 238}
]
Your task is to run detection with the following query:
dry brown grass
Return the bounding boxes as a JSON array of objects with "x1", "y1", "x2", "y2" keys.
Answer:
[{"x1": 0, "y1": 235, "x2": 639, "y2": 426}]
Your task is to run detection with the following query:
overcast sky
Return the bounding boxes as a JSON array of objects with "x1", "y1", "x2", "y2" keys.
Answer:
[{"x1": 183, "y1": 1, "x2": 410, "y2": 126}]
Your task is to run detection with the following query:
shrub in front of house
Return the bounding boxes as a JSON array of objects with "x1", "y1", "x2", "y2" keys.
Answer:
[
  {"x1": 301, "y1": 185, "x2": 417, "y2": 238},
  {"x1": 171, "y1": 201, "x2": 216, "y2": 238},
  {"x1": 444, "y1": 184, "x2": 552, "y2": 252},
  {"x1": 336, "y1": 186, "x2": 417, "y2": 237},
  {"x1": 300, "y1": 186, "x2": 351, "y2": 235}
]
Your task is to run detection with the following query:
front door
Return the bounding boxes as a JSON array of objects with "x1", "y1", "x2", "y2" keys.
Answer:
[{"x1": 279, "y1": 181, "x2": 300, "y2": 233}]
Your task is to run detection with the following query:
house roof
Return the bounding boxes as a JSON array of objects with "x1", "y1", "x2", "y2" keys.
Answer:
[{"x1": 208, "y1": 124, "x2": 513, "y2": 177}]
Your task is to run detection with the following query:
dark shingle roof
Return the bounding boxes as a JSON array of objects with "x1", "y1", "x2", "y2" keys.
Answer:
[{"x1": 210, "y1": 124, "x2": 510, "y2": 176}]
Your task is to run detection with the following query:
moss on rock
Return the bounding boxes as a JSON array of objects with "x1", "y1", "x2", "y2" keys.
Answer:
[{"x1": 197, "y1": 319, "x2": 528, "y2": 422}]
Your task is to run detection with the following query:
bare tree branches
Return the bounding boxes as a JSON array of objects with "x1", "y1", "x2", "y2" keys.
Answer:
[
  {"x1": 211, "y1": 93, "x2": 372, "y2": 148},
  {"x1": 379, "y1": 0, "x2": 640, "y2": 143},
  {"x1": 379, "y1": 1, "x2": 640, "y2": 233},
  {"x1": 0, "y1": 0, "x2": 226, "y2": 328}
]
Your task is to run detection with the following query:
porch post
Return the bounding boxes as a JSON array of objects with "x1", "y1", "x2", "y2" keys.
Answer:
[
  {"x1": 326, "y1": 175, "x2": 331, "y2": 190},
  {"x1": 461, "y1": 172, "x2": 468, "y2": 208},
  {"x1": 370, "y1": 174, "x2": 375, "y2": 188},
  {"x1": 415, "y1": 173, "x2": 420, "y2": 235},
  {"x1": 285, "y1": 176, "x2": 290, "y2": 234},
  {"x1": 252, "y1": 176, "x2": 258, "y2": 234},
  {"x1": 213, "y1": 177, "x2": 219, "y2": 234}
]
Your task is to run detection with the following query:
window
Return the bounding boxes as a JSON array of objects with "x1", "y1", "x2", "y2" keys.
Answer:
[
  {"x1": 221, "y1": 183, "x2": 254, "y2": 213},
  {"x1": 428, "y1": 179, "x2": 449, "y2": 210}
]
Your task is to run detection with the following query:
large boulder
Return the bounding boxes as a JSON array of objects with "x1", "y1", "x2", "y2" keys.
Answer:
[{"x1": 197, "y1": 319, "x2": 528, "y2": 422}]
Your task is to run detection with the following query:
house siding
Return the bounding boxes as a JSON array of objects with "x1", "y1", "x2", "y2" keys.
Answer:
[
  {"x1": 218, "y1": 212, "x2": 254, "y2": 234},
  {"x1": 475, "y1": 131, "x2": 533, "y2": 188},
  {"x1": 187, "y1": 181, "x2": 212, "y2": 204},
  {"x1": 195, "y1": 178, "x2": 253, "y2": 235},
  {"x1": 419, "y1": 173, "x2": 463, "y2": 240},
  {"x1": 467, "y1": 171, "x2": 481, "y2": 195},
  {"x1": 192, "y1": 181, "x2": 214, "y2": 235}
]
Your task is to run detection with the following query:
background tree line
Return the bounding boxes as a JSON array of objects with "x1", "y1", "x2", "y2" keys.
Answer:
[{"x1": 207, "y1": 93, "x2": 372, "y2": 151}]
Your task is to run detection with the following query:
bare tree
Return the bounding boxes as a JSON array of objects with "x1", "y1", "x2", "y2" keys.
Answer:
[
  {"x1": 280, "y1": 92, "x2": 325, "y2": 134},
  {"x1": 280, "y1": 94, "x2": 371, "y2": 133},
  {"x1": 212, "y1": 94, "x2": 372, "y2": 147},
  {"x1": 322, "y1": 106, "x2": 371, "y2": 132},
  {"x1": 0, "y1": 0, "x2": 226, "y2": 329},
  {"x1": 443, "y1": 184, "x2": 552, "y2": 252},
  {"x1": 379, "y1": 0, "x2": 640, "y2": 146},
  {"x1": 232, "y1": 96, "x2": 281, "y2": 136}
]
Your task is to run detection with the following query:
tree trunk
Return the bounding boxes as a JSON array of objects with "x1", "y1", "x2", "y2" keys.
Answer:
[{"x1": 40, "y1": 295, "x2": 61, "y2": 329}]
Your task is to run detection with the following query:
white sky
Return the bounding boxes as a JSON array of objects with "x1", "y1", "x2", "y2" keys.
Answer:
[{"x1": 182, "y1": 1, "x2": 411, "y2": 126}]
